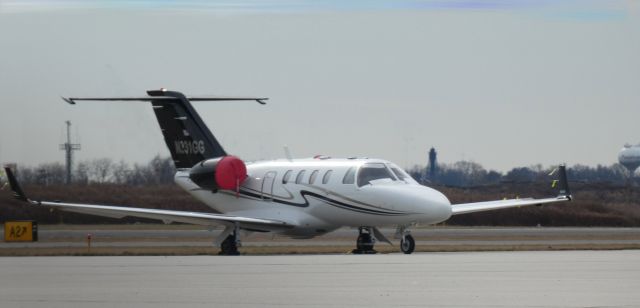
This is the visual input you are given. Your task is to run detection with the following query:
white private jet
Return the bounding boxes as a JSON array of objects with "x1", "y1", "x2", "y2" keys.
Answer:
[{"x1": 4, "y1": 89, "x2": 572, "y2": 255}]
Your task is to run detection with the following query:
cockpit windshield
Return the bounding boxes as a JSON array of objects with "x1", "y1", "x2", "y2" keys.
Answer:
[
  {"x1": 388, "y1": 163, "x2": 418, "y2": 184},
  {"x1": 357, "y1": 163, "x2": 396, "y2": 187}
]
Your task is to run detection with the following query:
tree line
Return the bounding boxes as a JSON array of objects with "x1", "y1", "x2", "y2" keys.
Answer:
[
  {"x1": 10, "y1": 155, "x2": 175, "y2": 186},
  {"x1": 409, "y1": 161, "x2": 630, "y2": 187},
  {"x1": 4, "y1": 156, "x2": 633, "y2": 188}
]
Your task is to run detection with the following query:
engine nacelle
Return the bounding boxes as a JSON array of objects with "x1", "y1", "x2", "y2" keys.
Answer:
[{"x1": 189, "y1": 156, "x2": 247, "y2": 192}]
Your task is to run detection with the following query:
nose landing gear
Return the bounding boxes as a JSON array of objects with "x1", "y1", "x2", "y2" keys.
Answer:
[
  {"x1": 396, "y1": 226, "x2": 416, "y2": 254},
  {"x1": 400, "y1": 234, "x2": 415, "y2": 254}
]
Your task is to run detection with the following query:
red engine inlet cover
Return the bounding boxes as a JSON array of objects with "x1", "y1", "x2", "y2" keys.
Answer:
[{"x1": 214, "y1": 156, "x2": 247, "y2": 190}]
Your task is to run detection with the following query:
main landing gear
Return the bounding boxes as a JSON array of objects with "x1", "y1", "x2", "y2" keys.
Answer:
[
  {"x1": 217, "y1": 224, "x2": 241, "y2": 255},
  {"x1": 352, "y1": 227, "x2": 377, "y2": 254},
  {"x1": 220, "y1": 234, "x2": 240, "y2": 255}
]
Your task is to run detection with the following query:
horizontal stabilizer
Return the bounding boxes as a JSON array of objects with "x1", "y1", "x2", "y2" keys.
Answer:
[
  {"x1": 62, "y1": 89, "x2": 267, "y2": 169},
  {"x1": 62, "y1": 96, "x2": 267, "y2": 105}
]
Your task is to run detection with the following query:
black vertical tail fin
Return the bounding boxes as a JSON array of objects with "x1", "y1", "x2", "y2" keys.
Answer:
[
  {"x1": 146, "y1": 90, "x2": 226, "y2": 169},
  {"x1": 62, "y1": 89, "x2": 267, "y2": 169}
]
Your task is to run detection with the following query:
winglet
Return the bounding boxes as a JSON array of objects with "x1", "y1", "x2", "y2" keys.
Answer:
[
  {"x1": 557, "y1": 164, "x2": 571, "y2": 200},
  {"x1": 61, "y1": 96, "x2": 75, "y2": 105},
  {"x1": 3, "y1": 166, "x2": 30, "y2": 202}
]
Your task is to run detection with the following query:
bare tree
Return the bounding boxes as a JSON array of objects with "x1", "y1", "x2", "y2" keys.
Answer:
[
  {"x1": 34, "y1": 162, "x2": 66, "y2": 185},
  {"x1": 453, "y1": 161, "x2": 487, "y2": 186},
  {"x1": 112, "y1": 160, "x2": 130, "y2": 184},
  {"x1": 89, "y1": 158, "x2": 113, "y2": 183},
  {"x1": 127, "y1": 163, "x2": 153, "y2": 185},
  {"x1": 149, "y1": 155, "x2": 175, "y2": 185},
  {"x1": 15, "y1": 166, "x2": 36, "y2": 184},
  {"x1": 74, "y1": 161, "x2": 89, "y2": 185}
]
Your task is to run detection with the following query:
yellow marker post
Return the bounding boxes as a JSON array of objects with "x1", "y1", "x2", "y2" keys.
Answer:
[
  {"x1": 87, "y1": 233, "x2": 92, "y2": 253},
  {"x1": 4, "y1": 221, "x2": 38, "y2": 242}
]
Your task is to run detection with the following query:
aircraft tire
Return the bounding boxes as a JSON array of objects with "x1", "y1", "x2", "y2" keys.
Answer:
[
  {"x1": 356, "y1": 233, "x2": 374, "y2": 251},
  {"x1": 219, "y1": 235, "x2": 240, "y2": 255},
  {"x1": 400, "y1": 234, "x2": 415, "y2": 254}
]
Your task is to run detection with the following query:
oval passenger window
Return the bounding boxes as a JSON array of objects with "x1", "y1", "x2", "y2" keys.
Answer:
[
  {"x1": 322, "y1": 170, "x2": 333, "y2": 184},
  {"x1": 295, "y1": 170, "x2": 306, "y2": 184},
  {"x1": 309, "y1": 170, "x2": 319, "y2": 184}
]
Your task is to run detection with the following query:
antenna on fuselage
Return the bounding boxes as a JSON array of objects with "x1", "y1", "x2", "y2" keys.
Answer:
[{"x1": 283, "y1": 145, "x2": 293, "y2": 162}]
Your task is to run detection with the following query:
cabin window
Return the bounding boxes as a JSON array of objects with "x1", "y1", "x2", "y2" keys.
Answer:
[
  {"x1": 295, "y1": 170, "x2": 306, "y2": 184},
  {"x1": 282, "y1": 170, "x2": 293, "y2": 184},
  {"x1": 342, "y1": 167, "x2": 356, "y2": 184},
  {"x1": 309, "y1": 170, "x2": 320, "y2": 184},
  {"x1": 357, "y1": 163, "x2": 396, "y2": 187},
  {"x1": 322, "y1": 170, "x2": 333, "y2": 184}
]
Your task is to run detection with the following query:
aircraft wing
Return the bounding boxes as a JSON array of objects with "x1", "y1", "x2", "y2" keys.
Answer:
[
  {"x1": 450, "y1": 164, "x2": 572, "y2": 215},
  {"x1": 3, "y1": 167, "x2": 293, "y2": 231},
  {"x1": 451, "y1": 195, "x2": 571, "y2": 215}
]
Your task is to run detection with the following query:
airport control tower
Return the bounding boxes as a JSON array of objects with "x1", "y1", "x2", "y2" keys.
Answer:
[
  {"x1": 619, "y1": 144, "x2": 640, "y2": 176},
  {"x1": 427, "y1": 147, "x2": 437, "y2": 180}
]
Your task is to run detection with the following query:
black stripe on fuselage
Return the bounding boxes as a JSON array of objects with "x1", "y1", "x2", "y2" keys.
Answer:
[
  {"x1": 299, "y1": 190, "x2": 409, "y2": 216},
  {"x1": 198, "y1": 187, "x2": 412, "y2": 216}
]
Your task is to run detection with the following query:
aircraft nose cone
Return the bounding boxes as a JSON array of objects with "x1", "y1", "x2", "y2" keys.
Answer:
[
  {"x1": 371, "y1": 185, "x2": 452, "y2": 224},
  {"x1": 431, "y1": 190, "x2": 452, "y2": 222},
  {"x1": 414, "y1": 186, "x2": 452, "y2": 224}
]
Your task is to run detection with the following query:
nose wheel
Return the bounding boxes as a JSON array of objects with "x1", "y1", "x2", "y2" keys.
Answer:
[{"x1": 400, "y1": 234, "x2": 415, "y2": 254}]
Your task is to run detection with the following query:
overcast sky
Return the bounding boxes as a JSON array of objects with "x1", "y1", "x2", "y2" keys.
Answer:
[{"x1": 0, "y1": 0, "x2": 638, "y2": 171}]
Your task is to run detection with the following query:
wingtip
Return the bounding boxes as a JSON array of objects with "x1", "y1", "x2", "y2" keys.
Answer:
[
  {"x1": 557, "y1": 164, "x2": 571, "y2": 200},
  {"x1": 3, "y1": 166, "x2": 29, "y2": 202},
  {"x1": 61, "y1": 96, "x2": 75, "y2": 105}
]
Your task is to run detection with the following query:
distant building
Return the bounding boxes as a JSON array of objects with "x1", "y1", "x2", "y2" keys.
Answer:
[{"x1": 427, "y1": 147, "x2": 437, "y2": 180}]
